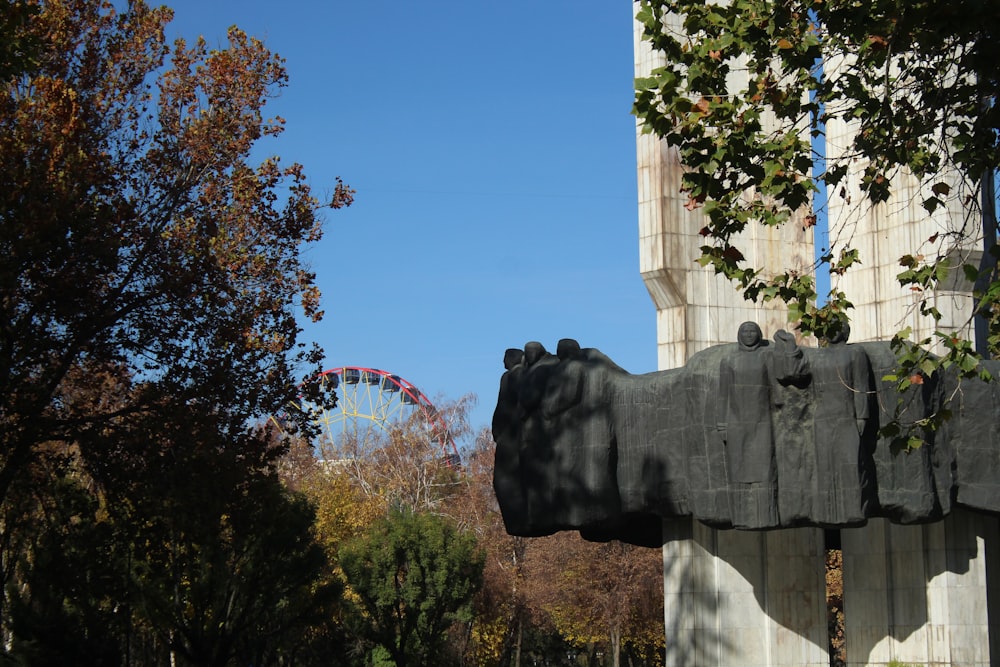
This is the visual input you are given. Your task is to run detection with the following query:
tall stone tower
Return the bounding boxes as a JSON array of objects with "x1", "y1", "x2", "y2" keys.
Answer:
[
  {"x1": 633, "y1": 10, "x2": 830, "y2": 667},
  {"x1": 634, "y1": 23, "x2": 815, "y2": 369},
  {"x1": 633, "y1": 5, "x2": 999, "y2": 666},
  {"x1": 824, "y1": 64, "x2": 999, "y2": 667}
]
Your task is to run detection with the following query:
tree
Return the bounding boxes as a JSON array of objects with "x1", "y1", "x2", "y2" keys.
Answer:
[
  {"x1": 282, "y1": 442, "x2": 385, "y2": 558},
  {"x1": 97, "y1": 417, "x2": 336, "y2": 667},
  {"x1": 4, "y1": 460, "x2": 125, "y2": 666},
  {"x1": 0, "y1": 0, "x2": 38, "y2": 79},
  {"x1": 339, "y1": 508, "x2": 485, "y2": 667},
  {"x1": 633, "y1": 0, "x2": 999, "y2": 442},
  {"x1": 523, "y1": 533, "x2": 664, "y2": 667},
  {"x1": 0, "y1": 0, "x2": 351, "y2": 517},
  {"x1": 0, "y1": 0, "x2": 353, "y2": 657},
  {"x1": 0, "y1": 374, "x2": 339, "y2": 666},
  {"x1": 329, "y1": 394, "x2": 475, "y2": 514},
  {"x1": 271, "y1": 396, "x2": 478, "y2": 665},
  {"x1": 444, "y1": 430, "x2": 531, "y2": 667}
]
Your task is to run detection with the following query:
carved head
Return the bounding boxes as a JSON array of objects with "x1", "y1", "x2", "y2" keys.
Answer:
[
  {"x1": 557, "y1": 338, "x2": 582, "y2": 361},
  {"x1": 524, "y1": 341, "x2": 547, "y2": 366},
  {"x1": 504, "y1": 348, "x2": 524, "y2": 370},
  {"x1": 737, "y1": 321, "x2": 763, "y2": 350},
  {"x1": 825, "y1": 322, "x2": 851, "y2": 346}
]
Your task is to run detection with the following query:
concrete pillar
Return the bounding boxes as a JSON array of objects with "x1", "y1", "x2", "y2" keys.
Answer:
[
  {"x1": 662, "y1": 522, "x2": 828, "y2": 667},
  {"x1": 842, "y1": 510, "x2": 1000, "y2": 667},
  {"x1": 635, "y1": 6, "x2": 996, "y2": 667},
  {"x1": 633, "y1": 6, "x2": 814, "y2": 371},
  {"x1": 824, "y1": 45, "x2": 994, "y2": 667},
  {"x1": 635, "y1": 5, "x2": 827, "y2": 666}
]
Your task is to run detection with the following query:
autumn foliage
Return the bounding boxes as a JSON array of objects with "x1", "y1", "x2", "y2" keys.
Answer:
[
  {"x1": 0, "y1": 0, "x2": 351, "y2": 662},
  {"x1": 1, "y1": 0, "x2": 665, "y2": 663},
  {"x1": 0, "y1": 0, "x2": 354, "y2": 502}
]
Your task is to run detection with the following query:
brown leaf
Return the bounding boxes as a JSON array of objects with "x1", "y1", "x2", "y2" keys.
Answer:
[
  {"x1": 868, "y1": 35, "x2": 889, "y2": 49},
  {"x1": 722, "y1": 246, "x2": 745, "y2": 262}
]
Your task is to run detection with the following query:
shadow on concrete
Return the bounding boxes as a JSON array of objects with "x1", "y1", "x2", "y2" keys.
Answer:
[
  {"x1": 660, "y1": 519, "x2": 734, "y2": 667},
  {"x1": 841, "y1": 510, "x2": 999, "y2": 665}
]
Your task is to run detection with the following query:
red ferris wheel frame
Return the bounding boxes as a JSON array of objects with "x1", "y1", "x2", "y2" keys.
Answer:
[{"x1": 281, "y1": 366, "x2": 458, "y2": 462}]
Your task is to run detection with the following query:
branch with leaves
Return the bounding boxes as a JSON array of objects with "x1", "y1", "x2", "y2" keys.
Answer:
[{"x1": 634, "y1": 0, "x2": 999, "y2": 447}]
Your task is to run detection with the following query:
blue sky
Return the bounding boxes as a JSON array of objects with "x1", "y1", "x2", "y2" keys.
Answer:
[{"x1": 164, "y1": 2, "x2": 656, "y2": 436}]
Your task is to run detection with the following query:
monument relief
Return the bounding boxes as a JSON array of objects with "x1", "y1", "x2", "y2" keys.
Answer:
[{"x1": 493, "y1": 326, "x2": 1000, "y2": 547}]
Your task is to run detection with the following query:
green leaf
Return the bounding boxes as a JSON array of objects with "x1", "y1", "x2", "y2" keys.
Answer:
[
  {"x1": 934, "y1": 261, "x2": 951, "y2": 283},
  {"x1": 959, "y1": 353, "x2": 979, "y2": 373}
]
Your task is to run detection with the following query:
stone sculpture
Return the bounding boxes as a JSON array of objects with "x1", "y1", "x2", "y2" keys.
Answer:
[
  {"x1": 492, "y1": 324, "x2": 1000, "y2": 546},
  {"x1": 718, "y1": 321, "x2": 779, "y2": 529}
]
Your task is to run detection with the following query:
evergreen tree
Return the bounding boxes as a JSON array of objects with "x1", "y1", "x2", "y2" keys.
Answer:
[{"x1": 340, "y1": 509, "x2": 484, "y2": 667}]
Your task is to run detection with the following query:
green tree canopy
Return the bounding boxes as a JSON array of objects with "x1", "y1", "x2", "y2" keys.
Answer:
[
  {"x1": 2, "y1": 370, "x2": 340, "y2": 665},
  {"x1": 102, "y1": 413, "x2": 336, "y2": 665},
  {"x1": 339, "y1": 508, "x2": 485, "y2": 667}
]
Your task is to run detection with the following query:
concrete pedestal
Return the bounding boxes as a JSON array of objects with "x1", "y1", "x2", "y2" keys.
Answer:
[
  {"x1": 842, "y1": 510, "x2": 1000, "y2": 667},
  {"x1": 663, "y1": 521, "x2": 828, "y2": 666}
]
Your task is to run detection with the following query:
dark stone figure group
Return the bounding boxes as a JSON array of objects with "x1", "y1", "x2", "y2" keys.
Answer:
[{"x1": 492, "y1": 324, "x2": 1000, "y2": 546}]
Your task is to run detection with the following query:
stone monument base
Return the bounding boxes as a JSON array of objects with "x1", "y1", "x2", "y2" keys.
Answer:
[
  {"x1": 662, "y1": 521, "x2": 828, "y2": 667},
  {"x1": 842, "y1": 509, "x2": 1000, "y2": 667},
  {"x1": 662, "y1": 511, "x2": 1000, "y2": 666}
]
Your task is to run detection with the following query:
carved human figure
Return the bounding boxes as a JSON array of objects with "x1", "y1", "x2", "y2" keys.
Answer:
[
  {"x1": 545, "y1": 338, "x2": 620, "y2": 526},
  {"x1": 771, "y1": 329, "x2": 809, "y2": 386},
  {"x1": 769, "y1": 329, "x2": 815, "y2": 523},
  {"x1": 543, "y1": 338, "x2": 585, "y2": 417},
  {"x1": 718, "y1": 322, "x2": 779, "y2": 528},
  {"x1": 811, "y1": 324, "x2": 871, "y2": 525},
  {"x1": 492, "y1": 348, "x2": 526, "y2": 531},
  {"x1": 518, "y1": 341, "x2": 561, "y2": 529},
  {"x1": 519, "y1": 341, "x2": 555, "y2": 411}
]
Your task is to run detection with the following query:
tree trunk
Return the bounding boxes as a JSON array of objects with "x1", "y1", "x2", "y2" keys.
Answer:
[
  {"x1": 610, "y1": 623, "x2": 621, "y2": 667},
  {"x1": 514, "y1": 617, "x2": 522, "y2": 667}
]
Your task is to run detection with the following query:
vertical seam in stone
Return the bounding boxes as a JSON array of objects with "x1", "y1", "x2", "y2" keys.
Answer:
[
  {"x1": 712, "y1": 527, "x2": 723, "y2": 667},
  {"x1": 885, "y1": 523, "x2": 897, "y2": 662},
  {"x1": 763, "y1": 533, "x2": 773, "y2": 667}
]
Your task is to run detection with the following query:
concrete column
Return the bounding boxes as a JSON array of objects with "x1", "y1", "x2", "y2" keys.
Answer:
[
  {"x1": 842, "y1": 509, "x2": 1000, "y2": 666},
  {"x1": 633, "y1": 5, "x2": 814, "y2": 371},
  {"x1": 663, "y1": 521, "x2": 828, "y2": 667},
  {"x1": 635, "y1": 5, "x2": 826, "y2": 666}
]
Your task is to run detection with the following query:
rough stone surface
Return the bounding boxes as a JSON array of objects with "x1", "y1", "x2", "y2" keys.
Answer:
[{"x1": 492, "y1": 331, "x2": 1000, "y2": 546}]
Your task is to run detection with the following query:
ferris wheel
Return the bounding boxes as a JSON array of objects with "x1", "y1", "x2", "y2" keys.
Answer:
[{"x1": 279, "y1": 366, "x2": 458, "y2": 462}]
